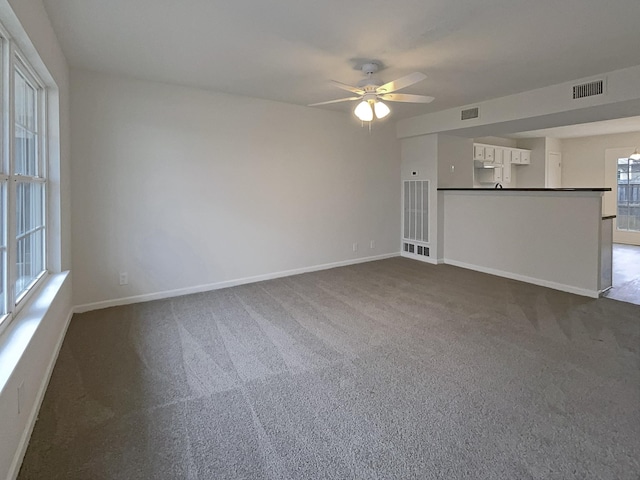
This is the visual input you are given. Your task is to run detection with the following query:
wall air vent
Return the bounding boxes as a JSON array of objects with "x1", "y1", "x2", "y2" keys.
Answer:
[
  {"x1": 461, "y1": 107, "x2": 479, "y2": 120},
  {"x1": 403, "y1": 242, "x2": 429, "y2": 257},
  {"x1": 572, "y1": 79, "x2": 604, "y2": 99}
]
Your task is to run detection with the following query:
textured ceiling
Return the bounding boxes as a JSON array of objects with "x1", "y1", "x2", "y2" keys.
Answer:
[{"x1": 43, "y1": 0, "x2": 640, "y2": 120}]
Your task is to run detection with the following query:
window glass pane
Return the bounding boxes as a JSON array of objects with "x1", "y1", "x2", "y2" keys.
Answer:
[
  {"x1": 617, "y1": 158, "x2": 640, "y2": 232},
  {"x1": 0, "y1": 182, "x2": 5, "y2": 316},
  {"x1": 15, "y1": 182, "x2": 44, "y2": 298},
  {"x1": 14, "y1": 70, "x2": 38, "y2": 176}
]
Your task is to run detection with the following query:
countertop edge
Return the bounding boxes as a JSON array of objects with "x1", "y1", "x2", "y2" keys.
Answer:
[{"x1": 437, "y1": 188, "x2": 611, "y2": 192}]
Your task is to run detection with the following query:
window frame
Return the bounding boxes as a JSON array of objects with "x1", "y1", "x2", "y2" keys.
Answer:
[
  {"x1": 0, "y1": 32, "x2": 49, "y2": 334},
  {"x1": 616, "y1": 156, "x2": 640, "y2": 233}
]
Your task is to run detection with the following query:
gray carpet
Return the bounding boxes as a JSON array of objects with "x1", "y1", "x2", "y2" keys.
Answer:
[{"x1": 19, "y1": 258, "x2": 640, "y2": 479}]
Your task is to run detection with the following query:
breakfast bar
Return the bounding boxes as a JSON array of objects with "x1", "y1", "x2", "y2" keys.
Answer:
[{"x1": 437, "y1": 188, "x2": 612, "y2": 297}]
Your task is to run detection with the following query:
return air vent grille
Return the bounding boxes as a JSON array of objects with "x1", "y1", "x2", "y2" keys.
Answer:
[
  {"x1": 572, "y1": 80, "x2": 604, "y2": 99},
  {"x1": 461, "y1": 107, "x2": 479, "y2": 120},
  {"x1": 403, "y1": 180, "x2": 429, "y2": 243},
  {"x1": 403, "y1": 242, "x2": 429, "y2": 257}
]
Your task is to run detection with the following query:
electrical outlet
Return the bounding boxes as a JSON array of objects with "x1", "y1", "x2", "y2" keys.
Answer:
[
  {"x1": 352, "y1": 242, "x2": 358, "y2": 252},
  {"x1": 119, "y1": 272, "x2": 129, "y2": 285},
  {"x1": 370, "y1": 240, "x2": 375, "y2": 249}
]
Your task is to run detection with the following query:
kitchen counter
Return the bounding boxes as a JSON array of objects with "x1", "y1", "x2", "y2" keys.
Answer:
[
  {"x1": 438, "y1": 187, "x2": 611, "y2": 191},
  {"x1": 437, "y1": 188, "x2": 611, "y2": 297}
]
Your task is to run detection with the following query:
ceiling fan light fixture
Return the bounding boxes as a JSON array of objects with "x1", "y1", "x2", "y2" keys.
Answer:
[
  {"x1": 630, "y1": 148, "x2": 640, "y2": 160},
  {"x1": 354, "y1": 100, "x2": 374, "y2": 122},
  {"x1": 374, "y1": 101, "x2": 390, "y2": 119}
]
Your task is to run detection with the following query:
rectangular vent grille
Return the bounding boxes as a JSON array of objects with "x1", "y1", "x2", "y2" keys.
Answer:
[
  {"x1": 403, "y1": 180, "x2": 429, "y2": 242},
  {"x1": 403, "y1": 243, "x2": 429, "y2": 257},
  {"x1": 572, "y1": 80, "x2": 604, "y2": 99},
  {"x1": 461, "y1": 107, "x2": 479, "y2": 120}
]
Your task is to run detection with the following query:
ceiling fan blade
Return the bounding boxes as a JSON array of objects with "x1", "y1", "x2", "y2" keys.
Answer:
[
  {"x1": 330, "y1": 80, "x2": 365, "y2": 95},
  {"x1": 308, "y1": 96, "x2": 361, "y2": 106},
  {"x1": 376, "y1": 72, "x2": 427, "y2": 94},
  {"x1": 378, "y1": 93, "x2": 435, "y2": 103}
]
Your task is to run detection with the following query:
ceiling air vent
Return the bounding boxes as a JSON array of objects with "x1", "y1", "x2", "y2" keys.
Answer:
[
  {"x1": 572, "y1": 79, "x2": 604, "y2": 99},
  {"x1": 461, "y1": 107, "x2": 479, "y2": 120}
]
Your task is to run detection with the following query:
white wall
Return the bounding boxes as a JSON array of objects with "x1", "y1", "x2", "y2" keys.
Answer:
[
  {"x1": 473, "y1": 136, "x2": 518, "y2": 148},
  {"x1": 400, "y1": 134, "x2": 439, "y2": 260},
  {"x1": 70, "y1": 69, "x2": 401, "y2": 307},
  {"x1": 563, "y1": 131, "x2": 640, "y2": 188},
  {"x1": 515, "y1": 137, "x2": 546, "y2": 187},
  {"x1": 437, "y1": 134, "x2": 474, "y2": 189},
  {"x1": 442, "y1": 191, "x2": 604, "y2": 296},
  {"x1": 562, "y1": 131, "x2": 640, "y2": 245},
  {"x1": 0, "y1": 1, "x2": 72, "y2": 479}
]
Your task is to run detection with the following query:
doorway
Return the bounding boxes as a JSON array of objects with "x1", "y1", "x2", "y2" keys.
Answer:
[
  {"x1": 601, "y1": 148, "x2": 640, "y2": 304},
  {"x1": 546, "y1": 152, "x2": 562, "y2": 187},
  {"x1": 602, "y1": 244, "x2": 640, "y2": 305},
  {"x1": 604, "y1": 148, "x2": 640, "y2": 246}
]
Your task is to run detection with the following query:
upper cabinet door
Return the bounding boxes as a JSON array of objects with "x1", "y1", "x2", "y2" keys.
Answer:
[
  {"x1": 484, "y1": 147, "x2": 494, "y2": 161},
  {"x1": 511, "y1": 150, "x2": 521, "y2": 164},
  {"x1": 473, "y1": 145, "x2": 485, "y2": 160},
  {"x1": 502, "y1": 149, "x2": 512, "y2": 165},
  {"x1": 494, "y1": 148, "x2": 503, "y2": 165},
  {"x1": 520, "y1": 151, "x2": 530, "y2": 164}
]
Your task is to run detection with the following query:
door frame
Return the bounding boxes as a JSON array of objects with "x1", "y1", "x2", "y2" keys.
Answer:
[
  {"x1": 546, "y1": 151, "x2": 562, "y2": 188},
  {"x1": 605, "y1": 147, "x2": 640, "y2": 246}
]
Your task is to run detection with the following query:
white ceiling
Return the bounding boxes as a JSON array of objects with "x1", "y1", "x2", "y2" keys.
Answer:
[
  {"x1": 509, "y1": 116, "x2": 640, "y2": 139},
  {"x1": 42, "y1": 0, "x2": 640, "y2": 120}
]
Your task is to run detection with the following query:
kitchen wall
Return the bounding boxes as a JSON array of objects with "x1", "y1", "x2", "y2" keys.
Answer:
[
  {"x1": 71, "y1": 69, "x2": 401, "y2": 308},
  {"x1": 438, "y1": 134, "x2": 474, "y2": 189},
  {"x1": 514, "y1": 137, "x2": 546, "y2": 187},
  {"x1": 563, "y1": 130, "x2": 640, "y2": 245},
  {"x1": 473, "y1": 136, "x2": 519, "y2": 187},
  {"x1": 562, "y1": 131, "x2": 640, "y2": 187},
  {"x1": 474, "y1": 136, "x2": 518, "y2": 148}
]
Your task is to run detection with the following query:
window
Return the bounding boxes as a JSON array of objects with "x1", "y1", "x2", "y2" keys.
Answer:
[
  {"x1": 0, "y1": 37, "x2": 48, "y2": 330},
  {"x1": 617, "y1": 157, "x2": 640, "y2": 232}
]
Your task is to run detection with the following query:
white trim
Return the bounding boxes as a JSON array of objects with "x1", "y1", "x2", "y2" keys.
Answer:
[
  {"x1": 74, "y1": 253, "x2": 401, "y2": 314},
  {"x1": 400, "y1": 251, "x2": 440, "y2": 265},
  {"x1": 443, "y1": 259, "x2": 600, "y2": 298},
  {"x1": 6, "y1": 306, "x2": 73, "y2": 480}
]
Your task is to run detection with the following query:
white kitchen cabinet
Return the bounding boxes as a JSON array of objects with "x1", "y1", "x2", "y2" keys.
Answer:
[
  {"x1": 484, "y1": 147, "x2": 494, "y2": 161},
  {"x1": 503, "y1": 155, "x2": 512, "y2": 183},
  {"x1": 520, "y1": 151, "x2": 530, "y2": 164},
  {"x1": 502, "y1": 149, "x2": 511, "y2": 165},
  {"x1": 475, "y1": 148, "x2": 502, "y2": 184},
  {"x1": 473, "y1": 145, "x2": 485, "y2": 160},
  {"x1": 511, "y1": 150, "x2": 521, "y2": 164}
]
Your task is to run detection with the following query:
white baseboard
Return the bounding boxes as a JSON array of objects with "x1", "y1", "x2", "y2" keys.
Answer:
[
  {"x1": 74, "y1": 253, "x2": 401, "y2": 314},
  {"x1": 399, "y1": 252, "x2": 442, "y2": 265},
  {"x1": 444, "y1": 259, "x2": 600, "y2": 298},
  {"x1": 7, "y1": 307, "x2": 74, "y2": 480}
]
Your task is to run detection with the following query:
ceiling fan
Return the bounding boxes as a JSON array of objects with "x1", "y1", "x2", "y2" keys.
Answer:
[{"x1": 309, "y1": 62, "x2": 434, "y2": 122}]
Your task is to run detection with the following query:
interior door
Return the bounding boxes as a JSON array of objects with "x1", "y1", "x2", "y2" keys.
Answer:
[{"x1": 546, "y1": 152, "x2": 562, "y2": 188}]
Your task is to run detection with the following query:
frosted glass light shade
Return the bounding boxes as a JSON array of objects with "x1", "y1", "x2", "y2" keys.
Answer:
[
  {"x1": 354, "y1": 100, "x2": 373, "y2": 122},
  {"x1": 374, "y1": 101, "x2": 390, "y2": 119},
  {"x1": 630, "y1": 148, "x2": 640, "y2": 160}
]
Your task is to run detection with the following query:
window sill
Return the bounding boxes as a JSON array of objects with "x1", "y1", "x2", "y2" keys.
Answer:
[{"x1": 0, "y1": 271, "x2": 70, "y2": 395}]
